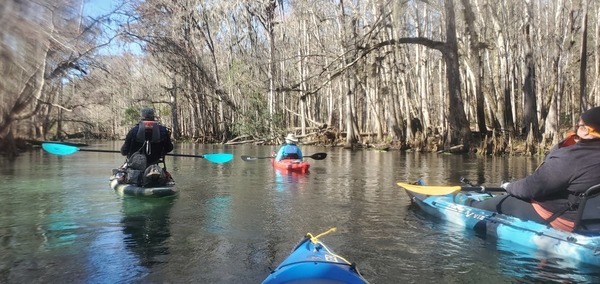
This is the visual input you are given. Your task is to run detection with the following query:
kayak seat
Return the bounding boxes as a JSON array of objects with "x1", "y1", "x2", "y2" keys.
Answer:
[
  {"x1": 574, "y1": 184, "x2": 600, "y2": 234},
  {"x1": 282, "y1": 153, "x2": 300, "y2": 160}
]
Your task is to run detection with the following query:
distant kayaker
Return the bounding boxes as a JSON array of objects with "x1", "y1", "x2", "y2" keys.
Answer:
[
  {"x1": 120, "y1": 107, "x2": 174, "y2": 185},
  {"x1": 472, "y1": 106, "x2": 600, "y2": 232},
  {"x1": 275, "y1": 133, "x2": 303, "y2": 161}
]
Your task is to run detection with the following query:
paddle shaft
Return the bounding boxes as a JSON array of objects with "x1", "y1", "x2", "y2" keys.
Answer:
[
  {"x1": 461, "y1": 186, "x2": 505, "y2": 192},
  {"x1": 242, "y1": 155, "x2": 273, "y2": 160},
  {"x1": 41, "y1": 141, "x2": 234, "y2": 163},
  {"x1": 241, "y1": 152, "x2": 326, "y2": 161},
  {"x1": 78, "y1": 149, "x2": 120, "y2": 154},
  {"x1": 76, "y1": 148, "x2": 207, "y2": 158}
]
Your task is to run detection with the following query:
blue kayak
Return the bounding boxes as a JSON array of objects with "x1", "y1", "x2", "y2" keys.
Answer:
[
  {"x1": 263, "y1": 230, "x2": 368, "y2": 284},
  {"x1": 398, "y1": 182, "x2": 600, "y2": 266}
]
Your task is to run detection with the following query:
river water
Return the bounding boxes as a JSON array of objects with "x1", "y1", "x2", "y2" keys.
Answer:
[{"x1": 1, "y1": 141, "x2": 599, "y2": 283}]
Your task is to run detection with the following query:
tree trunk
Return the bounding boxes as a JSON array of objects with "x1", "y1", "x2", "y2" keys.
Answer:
[
  {"x1": 443, "y1": 0, "x2": 471, "y2": 149},
  {"x1": 579, "y1": 0, "x2": 589, "y2": 111},
  {"x1": 461, "y1": 0, "x2": 487, "y2": 134},
  {"x1": 522, "y1": 0, "x2": 539, "y2": 139},
  {"x1": 267, "y1": 0, "x2": 277, "y2": 135},
  {"x1": 171, "y1": 76, "x2": 179, "y2": 140}
]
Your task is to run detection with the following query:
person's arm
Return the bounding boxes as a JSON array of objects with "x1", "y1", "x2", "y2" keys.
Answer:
[
  {"x1": 275, "y1": 146, "x2": 285, "y2": 161},
  {"x1": 505, "y1": 154, "x2": 574, "y2": 200},
  {"x1": 297, "y1": 147, "x2": 303, "y2": 160},
  {"x1": 120, "y1": 128, "x2": 135, "y2": 156},
  {"x1": 163, "y1": 127, "x2": 174, "y2": 154}
]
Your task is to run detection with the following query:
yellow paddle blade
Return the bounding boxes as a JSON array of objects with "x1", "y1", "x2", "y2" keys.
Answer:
[{"x1": 397, "y1": 182, "x2": 461, "y2": 195}]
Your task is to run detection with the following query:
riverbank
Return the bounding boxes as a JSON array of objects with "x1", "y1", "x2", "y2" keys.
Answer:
[{"x1": 1, "y1": 134, "x2": 552, "y2": 160}]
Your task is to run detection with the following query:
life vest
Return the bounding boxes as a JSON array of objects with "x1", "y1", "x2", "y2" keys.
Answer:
[
  {"x1": 135, "y1": 120, "x2": 161, "y2": 143},
  {"x1": 532, "y1": 202, "x2": 575, "y2": 232},
  {"x1": 558, "y1": 131, "x2": 578, "y2": 148},
  {"x1": 282, "y1": 144, "x2": 300, "y2": 159}
]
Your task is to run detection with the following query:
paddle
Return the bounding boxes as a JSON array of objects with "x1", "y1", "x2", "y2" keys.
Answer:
[
  {"x1": 41, "y1": 142, "x2": 234, "y2": 164},
  {"x1": 397, "y1": 182, "x2": 505, "y2": 196},
  {"x1": 240, "y1": 152, "x2": 327, "y2": 161}
]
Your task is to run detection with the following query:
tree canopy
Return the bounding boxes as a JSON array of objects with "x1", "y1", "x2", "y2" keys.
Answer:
[{"x1": 1, "y1": 0, "x2": 599, "y2": 156}]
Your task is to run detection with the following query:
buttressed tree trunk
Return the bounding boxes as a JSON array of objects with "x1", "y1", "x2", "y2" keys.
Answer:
[{"x1": 443, "y1": 0, "x2": 471, "y2": 149}]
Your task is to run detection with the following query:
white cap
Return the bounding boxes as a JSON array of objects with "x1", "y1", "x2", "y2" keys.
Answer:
[{"x1": 285, "y1": 133, "x2": 298, "y2": 143}]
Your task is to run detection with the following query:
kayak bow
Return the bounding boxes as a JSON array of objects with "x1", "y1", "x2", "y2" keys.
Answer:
[{"x1": 262, "y1": 228, "x2": 368, "y2": 284}]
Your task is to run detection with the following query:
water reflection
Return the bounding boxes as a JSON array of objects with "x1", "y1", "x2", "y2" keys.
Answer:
[
  {"x1": 494, "y1": 238, "x2": 600, "y2": 283},
  {"x1": 121, "y1": 196, "x2": 176, "y2": 267},
  {"x1": 4, "y1": 147, "x2": 600, "y2": 283},
  {"x1": 273, "y1": 169, "x2": 309, "y2": 192},
  {"x1": 204, "y1": 195, "x2": 232, "y2": 234},
  {"x1": 44, "y1": 212, "x2": 80, "y2": 247}
]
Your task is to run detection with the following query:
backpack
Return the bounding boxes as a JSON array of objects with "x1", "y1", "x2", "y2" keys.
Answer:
[
  {"x1": 127, "y1": 150, "x2": 147, "y2": 170},
  {"x1": 125, "y1": 168, "x2": 143, "y2": 184},
  {"x1": 142, "y1": 164, "x2": 168, "y2": 187}
]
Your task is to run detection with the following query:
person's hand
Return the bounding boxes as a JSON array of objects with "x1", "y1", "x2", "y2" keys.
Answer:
[{"x1": 501, "y1": 182, "x2": 510, "y2": 189}]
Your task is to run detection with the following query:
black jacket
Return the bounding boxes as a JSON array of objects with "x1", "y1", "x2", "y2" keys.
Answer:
[
  {"x1": 120, "y1": 120, "x2": 174, "y2": 165},
  {"x1": 506, "y1": 139, "x2": 600, "y2": 220}
]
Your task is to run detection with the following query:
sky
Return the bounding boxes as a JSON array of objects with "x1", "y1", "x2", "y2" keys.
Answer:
[
  {"x1": 83, "y1": 0, "x2": 118, "y2": 18},
  {"x1": 82, "y1": 0, "x2": 143, "y2": 55}
]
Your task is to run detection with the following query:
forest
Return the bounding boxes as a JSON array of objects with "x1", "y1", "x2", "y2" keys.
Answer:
[{"x1": 1, "y1": 0, "x2": 599, "y2": 158}]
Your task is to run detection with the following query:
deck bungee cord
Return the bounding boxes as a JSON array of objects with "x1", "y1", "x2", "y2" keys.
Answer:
[{"x1": 305, "y1": 228, "x2": 353, "y2": 265}]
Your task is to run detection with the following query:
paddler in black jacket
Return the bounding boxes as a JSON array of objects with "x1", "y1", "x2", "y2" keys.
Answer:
[
  {"x1": 473, "y1": 106, "x2": 600, "y2": 232},
  {"x1": 121, "y1": 107, "x2": 174, "y2": 166}
]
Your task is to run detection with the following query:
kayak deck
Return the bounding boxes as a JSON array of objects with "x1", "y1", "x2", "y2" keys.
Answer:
[
  {"x1": 263, "y1": 232, "x2": 367, "y2": 284},
  {"x1": 272, "y1": 158, "x2": 310, "y2": 173},
  {"x1": 109, "y1": 176, "x2": 177, "y2": 197},
  {"x1": 399, "y1": 184, "x2": 600, "y2": 266}
]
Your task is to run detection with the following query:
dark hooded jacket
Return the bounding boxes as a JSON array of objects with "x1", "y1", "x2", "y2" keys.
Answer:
[
  {"x1": 120, "y1": 120, "x2": 174, "y2": 165},
  {"x1": 505, "y1": 139, "x2": 600, "y2": 221}
]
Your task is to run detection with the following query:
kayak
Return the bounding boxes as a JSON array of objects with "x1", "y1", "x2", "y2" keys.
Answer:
[
  {"x1": 109, "y1": 178, "x2": 177, "y2": 197},
  {"x1": 109, "y1": 170, "x2": 177, "y2": 197},
  {"x1": 262, "y1": 229, "x2": 368, "y2": 284},
  {"x1": 398, "y1": 182, "x2": 600, "y2": 266},
  {"x1": 272, "y1": 158, "x2": 310, "y2": 173}
]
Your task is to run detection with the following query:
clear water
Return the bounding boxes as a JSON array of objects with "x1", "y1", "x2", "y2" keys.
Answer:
[{"x1": 1, "y1": 142, "x2": 598, "y2": 283}]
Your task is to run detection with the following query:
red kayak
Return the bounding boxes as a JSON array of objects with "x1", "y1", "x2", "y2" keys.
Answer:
[{"x1": 272, "y1": 158, "x2": 310, "y2": 173}]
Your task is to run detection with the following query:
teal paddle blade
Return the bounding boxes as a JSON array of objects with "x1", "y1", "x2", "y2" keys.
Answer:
[
  {"x1": 203, "y1": 153, "x2": 234, "y2": 163},
  {"x1": 42, "y1": 143, "x2": 79, "y2": 156}
]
